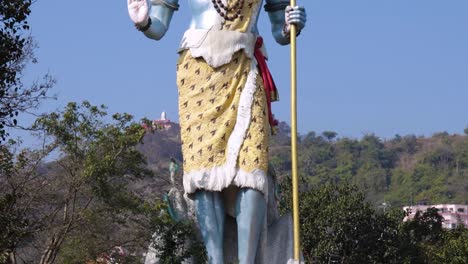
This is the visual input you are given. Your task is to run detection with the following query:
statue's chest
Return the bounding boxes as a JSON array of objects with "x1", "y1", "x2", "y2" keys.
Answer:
[
  {"x1": 188, "y1": 0, "x2": 262, "y2": 10},
  {"x1": 188, "y1": 0, "x2": 261, "y2": 31}
]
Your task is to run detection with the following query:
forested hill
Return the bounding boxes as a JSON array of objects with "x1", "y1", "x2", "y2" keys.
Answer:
[
  {"x1": 140, "y1": 122, "x2": 468, "y2": 208},
  {"x1": 269, "y1": 123, "x2": 468, "y2": 208}
]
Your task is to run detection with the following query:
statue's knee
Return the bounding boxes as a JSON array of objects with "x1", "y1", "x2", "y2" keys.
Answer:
[{"x1": 236, "y1": 188, "x2": 266, "y2": 216}]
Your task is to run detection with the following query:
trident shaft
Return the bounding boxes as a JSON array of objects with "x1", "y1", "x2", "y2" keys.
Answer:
[{"x1": 289, "y1": 0, "x2": 301, "y2": 261}]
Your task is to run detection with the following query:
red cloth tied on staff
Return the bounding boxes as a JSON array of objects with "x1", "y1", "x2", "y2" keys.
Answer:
[{"x1": 254, "y1": 36, "x2": 279, "y2": 132}]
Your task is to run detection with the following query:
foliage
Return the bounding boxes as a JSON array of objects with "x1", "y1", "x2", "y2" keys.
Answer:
[
  {"x1": 0, "y1": 0, "x2": 54, "y2": 141},
  {"x1": 1, "y1": 101, "x2": 154, "y2": 263},
  {"x1": 403, "y1": 207, "x2": 444, "y2": 243},
  {"x1": 269, "y1": 126, "x2": 468, "y2": 208},
  {"x1": 279, "y1": 179, "x2": 467, "y2": 264},
  {"x1": 0, "y1": 194, "x2": 29, "y2": 264},
  {"x1": 1, "y1": 100, "x2": 209, "y2": 264},
  {"x1": 33, "y1": 101, "x2": 152, "y2": 206},
  {"x1": 322, "y1": 131, "x2": 337, "y2": 141},
  {"x1": 148, "y1": 204, "x2": 207, "y2": 264},
  {"x1": 2, "y1": 103, "x2": 466, "y2": 262},
  {"x1": 0, "y1": 141, "x2": 39, "y2": 263},
  {"x1": 427, "y1": 224, "x2": 468, "y2": 264},
  {"x1": 281, "y1": 181, "x2": 385, "y2": 263}
]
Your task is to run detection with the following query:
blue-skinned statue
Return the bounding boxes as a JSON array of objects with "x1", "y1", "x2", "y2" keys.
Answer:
[{"x1": 127, "y1": 0, "x2": 306, "y2": 263}]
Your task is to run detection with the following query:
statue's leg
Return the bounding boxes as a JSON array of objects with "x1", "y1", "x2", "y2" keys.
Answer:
[
  {"x1": 195, "y1": 190, "x2": 225, "y2": 264},
  {"x1": 236, "y1": 188, "x2": 266, "y2": 264}
]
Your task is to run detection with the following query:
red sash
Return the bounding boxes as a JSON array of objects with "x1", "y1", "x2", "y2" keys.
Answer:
[{"x1": 254, "y1": 37, "x2": 279, "y2": 131}]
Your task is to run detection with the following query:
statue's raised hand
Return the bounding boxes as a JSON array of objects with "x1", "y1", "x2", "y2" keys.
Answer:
[{"x1": 128, "y1": 0, "x2": 149, "y2": 26}]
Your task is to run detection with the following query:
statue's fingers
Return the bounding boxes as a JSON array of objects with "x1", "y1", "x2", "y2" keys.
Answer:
[
  {"x1": 287, "y1": 14, "x2": 307, "y2": 24},
  {"x1": 289, "y1": 5, "x2": 305, "y2": 11},
  {"x1": 287, "y1": 16, "x2": 306, "y2": 29},
  {"x1": 288, "y1": 14, "x2": 306, "y2": 21},
  {"x1": 289, "y1": 9, "x2": 307, "y2": 17},
  {"x1": 296, "y1": 17, "x2": 307, "y2": 26},
  {"x1": 288, "y1": 19, "x2": 305, "y2": 29},
  {"x1": 128, "y1": 1, "x2": 140, "y2": 9},
  {"x1": 296, "y1": 21, "x2": 306, "y2": 30},
  {"x1": 287, "y1": 9, "x2": 306, "y2": 16},
  {"x1": 287, "y1": 14, "x2": 303, "y2": 23},
  {"x1": 295, "y1": 6, "x2": 306, "y2": 12},
  {"x1": 288, "y1": 12, "x2": 302, "y2": 17}
]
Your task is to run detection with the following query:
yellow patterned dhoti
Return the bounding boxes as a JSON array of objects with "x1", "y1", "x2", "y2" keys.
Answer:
[{"x1": 178, "y1": 48, "x2": 270, "y2": 195}]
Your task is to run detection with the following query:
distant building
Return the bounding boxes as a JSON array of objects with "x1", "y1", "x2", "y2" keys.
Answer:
[
  {"x1": 143, "y1": 111, "x2": 172, "y2": 131},
  {"x1": 403, "y1": 204, "x2": 468, "y2": 229},
  {"x1": 153, "y1": 111, "x2": 171, "y2": 130}
]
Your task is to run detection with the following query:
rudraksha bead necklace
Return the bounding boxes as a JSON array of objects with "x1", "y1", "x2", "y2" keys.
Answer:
[{"x1": 211, "y1": 0, "x2": 245, "y2": 21}]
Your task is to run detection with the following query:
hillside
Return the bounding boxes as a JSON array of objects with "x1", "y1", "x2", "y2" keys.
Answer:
[{"x1": 138, "y1": 122, "x2": 468, "y2": 208}]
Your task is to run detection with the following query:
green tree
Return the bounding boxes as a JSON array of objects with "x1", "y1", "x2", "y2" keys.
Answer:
[
  {"x1": 0, "y1": 0, "x2": 53, "y2": 141},
  {"x1": 0, "y1": 193, "x2": 29, "y2": 264},
  {"x1": 428, "y1": 224, "x2": 468, "y2": 264},
  {"x1": 1, "y1": 102, "x2": 153, "y2": 263},
  {"x1": 394, "y1": 207, "x2": 445, "y2": 263},
  {"x1": 281, "y1": 181, "x2": 384, "y2": 263},
  {"x1": 403, "y1": 207, "x2": 444, "y2": 244},
  {"x1": 322, "y1": 131, "x2": 337, "y2": 142},
  {"x1": 0, "y1": 140, "x2": 37, "y2": 264},
  {"x1": 279, "y1": 180, "x2": 463, "y2": 264},
  {"x1": 148, "y1": 208, "x2": 207, "y2": 264}
]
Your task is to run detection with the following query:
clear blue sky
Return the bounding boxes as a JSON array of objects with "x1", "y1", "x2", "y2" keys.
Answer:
[{"x1": 21, "y1": 0, "x2": 468, "y2": 139}]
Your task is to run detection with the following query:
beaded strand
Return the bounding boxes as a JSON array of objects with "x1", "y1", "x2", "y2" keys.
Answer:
[{"x1": 211, "y1": 0, "x2": 245, "y2": 21}]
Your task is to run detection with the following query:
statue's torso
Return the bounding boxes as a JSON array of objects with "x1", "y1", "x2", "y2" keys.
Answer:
[{"x1": 187, "y1": 0, "x2": 261, "y2": 33}]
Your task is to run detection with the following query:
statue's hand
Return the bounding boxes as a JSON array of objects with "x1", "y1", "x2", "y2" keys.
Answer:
[
  {"x1": 284, "y1": 6, "x2": 307, "y2": 36},
  {"x1": 128, "y1": 0, "x2": 150, "y2": 26}
]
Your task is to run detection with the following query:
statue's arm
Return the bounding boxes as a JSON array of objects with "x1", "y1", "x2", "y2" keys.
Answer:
[
  {"x1": 128, "y1": 0, "x2": 179, "y2": 41},
  {"x1": 264, "y1": 0, "x2": 307, "y2": 45}
]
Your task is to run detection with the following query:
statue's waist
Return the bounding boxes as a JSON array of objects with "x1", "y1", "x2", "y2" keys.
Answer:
[{"x1": 178, "y1": 28, "x2": 267, "y2": 68}]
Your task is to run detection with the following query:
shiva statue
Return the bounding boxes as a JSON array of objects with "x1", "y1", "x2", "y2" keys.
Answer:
[{"x1": 127, "y1": 0, "x2": 306, "y2": 263}]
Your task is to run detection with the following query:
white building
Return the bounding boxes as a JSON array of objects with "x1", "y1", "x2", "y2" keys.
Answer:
[{"x1": 403, "y1": 204, "x2": 468, "y2": 229}]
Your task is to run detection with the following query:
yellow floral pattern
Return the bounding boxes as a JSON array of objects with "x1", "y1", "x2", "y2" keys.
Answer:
[{"x1": 177, "y1": 49, "x2": 269, "y2": 173}]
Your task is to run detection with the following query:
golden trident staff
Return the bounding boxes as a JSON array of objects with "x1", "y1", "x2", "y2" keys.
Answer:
[{"x1": 289, "y1": 0, "x2": 301, "y2": 261}]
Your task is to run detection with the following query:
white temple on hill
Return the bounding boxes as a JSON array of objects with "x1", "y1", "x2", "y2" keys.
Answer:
[{"x1": 152, "y1": 111, "x2": 172, "y2": 130}]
